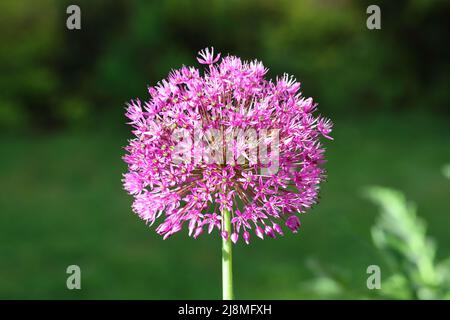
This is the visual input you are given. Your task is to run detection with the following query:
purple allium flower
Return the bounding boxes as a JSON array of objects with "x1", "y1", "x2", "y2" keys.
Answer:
[{"x1": 122, "y1": 47, "x2": 333, "y2": 244}]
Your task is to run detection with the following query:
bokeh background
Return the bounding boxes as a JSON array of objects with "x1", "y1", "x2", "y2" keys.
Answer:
[{"x1": 1, "y1": 0, "x2": 449, "y2": 299}]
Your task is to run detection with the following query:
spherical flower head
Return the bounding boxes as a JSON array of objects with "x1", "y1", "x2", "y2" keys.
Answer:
[{"x1": 122, "y1": 47, "x2": 333, "y2": 244}]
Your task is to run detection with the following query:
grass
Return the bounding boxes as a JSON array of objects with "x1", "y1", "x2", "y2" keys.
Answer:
[{"x1": 0, "y1": 111, "x2": 449, "y2": 299}]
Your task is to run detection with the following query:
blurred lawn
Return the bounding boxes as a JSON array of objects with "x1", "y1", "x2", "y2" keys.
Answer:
[{"x1": 1, "y1": 111, "x2": 449, "y2": 299}]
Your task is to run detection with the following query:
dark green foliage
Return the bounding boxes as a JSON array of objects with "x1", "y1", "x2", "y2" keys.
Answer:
[{"x1": 0, "y1": 0, "x2": 449, "y2": 130}]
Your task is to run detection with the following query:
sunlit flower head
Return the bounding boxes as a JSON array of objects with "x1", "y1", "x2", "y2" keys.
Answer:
[{"x1": 122, "y1": 47, "x2": 333, "y2": 243}]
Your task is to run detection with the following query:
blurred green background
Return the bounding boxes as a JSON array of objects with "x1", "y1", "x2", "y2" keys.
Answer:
[{"x1": 0, "y1": 0, "x2": 449, "y2": 299}]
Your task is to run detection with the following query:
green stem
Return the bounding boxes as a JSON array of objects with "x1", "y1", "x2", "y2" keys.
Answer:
[{"x1": 222, "y1": 208, "x2": 234, "y2": 300}]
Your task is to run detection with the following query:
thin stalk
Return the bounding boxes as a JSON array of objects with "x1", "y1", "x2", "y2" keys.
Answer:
[{"x1": 222, "y1": 208, "x2": 234, "y2": 300}]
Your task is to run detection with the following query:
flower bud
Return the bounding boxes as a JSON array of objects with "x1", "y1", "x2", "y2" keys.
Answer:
[
  {"x1": 273, "y1": 223, "x2": 284, "y2": 236},
  {"x1": 255, "y1": 226, "x2": 264, "y2": 239},
  {"x1": 243, "y1": 231, "x2": 250, "y2": 244},
  {"x1": 285, "y1": 215, "x2": 301, "y2": 233},
  {"x1": 264, "y1": 225, "x2": 276, "y2": 238},
  {"x1": 221, "y1": 231, "x2": 228, "y2": 240},
  {"x1": 231, "y1": 233, "x2": 239, "y2": 244}
]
